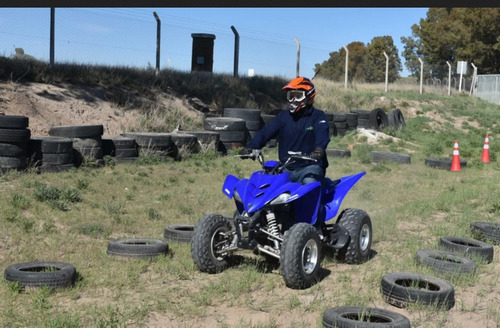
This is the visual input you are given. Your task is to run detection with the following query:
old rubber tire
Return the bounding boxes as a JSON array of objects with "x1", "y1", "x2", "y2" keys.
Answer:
[
  {"x1": 415, "y1": 249, "x2": 477, "y2": 275},
  {"x1": 425, "y1": 157, "x2": 467, "y2": 170},
  {"x1": 41, "y1": 137, "x2": 73, "y2": 154},
  {"x1": 439, "y1": 236, "x2": 494, "y2": 263},
  {"x1": 0, "y1": 115, "x2": 29, "y2": 129},
  {"x1": 164, "y1": 224, "x2": 195, "y2": 243},
  {"x1": 4, "y1": 261, "x2": 77, "y2": 288},
  {"x1": 280, "y1": 223, "x2": 322, "y2": 289},
  {"x1": 380, "y1": 272, "x2": 455, "y2": 310},
  {"x1": 49, "y1": 124, "x2": 103, "y2": 138},
  {"x1": 371, "y1": 151, "x2": 411, "y2": 164},
  {"x1": 326, "y1": 148, "x2": 351, "y2": 158},
  {"x1": 322, "y1": 306, "x2": 411, "y2": 328},
  {"x1": 470, "y1": 221, "x2": 500, "y2": 244},
  {"x1": 336, "y1": 208, "x2": 372, "y2": 264},
  {"x1": 392, "y1": 108, "x2": 406, "y2": 129},
  {"x1": 191, "y1": 214, "x2": 233, "y2": 274},
  {"x1": 0, "y1": 128, "x2": 31, "y2": 143},
  {"x1": 107, "y1": 238, "x2": 168, "y2": 258},
  {"x1": 369, "y1": 108, "x2": 389, "y2": 131}
]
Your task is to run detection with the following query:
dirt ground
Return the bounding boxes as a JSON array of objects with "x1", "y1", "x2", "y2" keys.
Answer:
[
  {"x1": 0, "y1": 81, "x2": 146, "y2": 137},
  {"x1": 1, "y1": 81, "x2": 495, "y2": 328}
]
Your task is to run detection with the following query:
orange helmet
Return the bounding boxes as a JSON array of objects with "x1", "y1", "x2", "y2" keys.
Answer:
[{"x1": 282, "y1": 76, "x2": 316, "y2": 113}]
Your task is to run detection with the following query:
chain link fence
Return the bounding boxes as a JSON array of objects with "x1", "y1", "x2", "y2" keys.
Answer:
[{"x1": 1, "y1": 8, "x2": 497, "y2": 104}]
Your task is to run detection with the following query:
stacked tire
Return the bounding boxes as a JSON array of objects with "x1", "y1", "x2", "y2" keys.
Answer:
[
  {"x1": 29, "y1": 136, "x2": 75, "y2": 173},
  {"x1": 346, "y1": 112, "x2": 358, "y2": 131},
  {"x1": 332, "y1": 112, "x2": 348, "y2": 137},
  {"x1": 121, "y1": 132, "x2": 177, "y2": 160},
  {"x1": 203, "y1": 117, "x2": 247, "y2": 153},
  {"x1": 170, "y1": 133, "x2": 199, "y2": 160},
  {"x1": 49, "y1": 124, "x2": 105, "y2": 167},
  {"x1": 223, "y1": 107, "x2": 262, "y2": 139},
  {"x1": 102, "y1": 136, "x2": 138, "y2": 164},
  {"x1": 179, "y1": 130, "x2": 224, "y2": 154},
  {"x1": 0, "y1": 115, "x2": 30, "y2": 174},
  {"x1": 324, "y1": 112, "x2": 338, "y2": 137},
  {"x1": 351, "y1": 109, "x2": 388, "y2": 131}
]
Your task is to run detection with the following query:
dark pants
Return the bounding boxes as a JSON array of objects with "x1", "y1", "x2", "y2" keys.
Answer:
[{"x1": 284, "y1": 164, "x2": 325, "y2": 184}]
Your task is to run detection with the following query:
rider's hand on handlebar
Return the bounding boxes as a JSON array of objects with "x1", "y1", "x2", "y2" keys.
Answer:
[
  {"x1": 310, "y1": 147, "x2": 325, "y2": 161},
  {"x1": 239, "y1": 148, "x2": 261, "y2": 160}
]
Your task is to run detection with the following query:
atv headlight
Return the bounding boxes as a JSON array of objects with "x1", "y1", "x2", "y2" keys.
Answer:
[
  {"x1": 234, "y1": 189, "x2": 242, "y2": 202},
  {"x1": 269, "y1": 192, "x2": 291, "y2": 205}
]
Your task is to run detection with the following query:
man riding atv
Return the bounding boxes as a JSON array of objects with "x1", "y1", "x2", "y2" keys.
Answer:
[{"x1": 240, "y1": 76, "x2": 331, "y2": 185}]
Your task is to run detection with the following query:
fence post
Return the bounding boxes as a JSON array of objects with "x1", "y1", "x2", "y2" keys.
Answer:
[
  {"x1": 343, "y1": 45, "x2": 348, "y2": 89},
  {"x1": 153, "y1": 12, "x2": 161, "y2": 76},
  {"x1": 418, "y1": 58, "x2": 423, "y2": 94},
  {"x1": 295, "y1": 37, "x2": 300, "y2": 77},
  {"x1": 470, "y1": 63, "x2": 477, "y2": 96},
  {"x1": 383, "y1": 51, "x2": 389, "y2": 93},
  {"x1": 50, "y1": 7, "x2": 55, "y2": 66},
  {"x1": 231, "y1": 26, "x2": 239, "y2": 77},
  {"x1": 446, "y1": 61, "x2": 451, "y2": 96}
]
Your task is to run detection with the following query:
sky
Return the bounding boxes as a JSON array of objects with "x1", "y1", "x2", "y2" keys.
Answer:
[{"x1": 0, "y1": 8, "x2": 429, "y2": 79}]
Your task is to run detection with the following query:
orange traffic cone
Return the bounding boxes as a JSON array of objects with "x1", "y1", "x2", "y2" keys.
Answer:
[
  {"x1": 481, "y1": 134, "x2": 490, "y2": 163},
  {"x1": 450, "y1": 140, "x2": 461, "y2": 171}
]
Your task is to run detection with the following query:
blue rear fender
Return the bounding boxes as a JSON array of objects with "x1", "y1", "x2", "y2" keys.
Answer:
[{"x1": 323, "y1": 171, "x2": 366, "y2": 222}]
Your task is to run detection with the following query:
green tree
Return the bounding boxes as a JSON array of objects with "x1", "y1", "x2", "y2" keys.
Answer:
[
  {"x1": 315, "y1": 38, "x2": 401, "y2": 83},
  {"x1": 401, "y1": 8, "x2": 500, "y2": 78},
  {"x1": 365, "y1": 36, "x2": 402, "y2": 83}
]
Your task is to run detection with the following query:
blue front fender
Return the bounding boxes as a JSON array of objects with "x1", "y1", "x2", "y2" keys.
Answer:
[{"x1": 222, "y1": 174, "x2": 241, "y2": 199}]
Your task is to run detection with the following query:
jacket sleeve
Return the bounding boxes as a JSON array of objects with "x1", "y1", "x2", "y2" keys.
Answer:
[{"x1": 247, "y1": 113, "x2": 281, "y2": 149}]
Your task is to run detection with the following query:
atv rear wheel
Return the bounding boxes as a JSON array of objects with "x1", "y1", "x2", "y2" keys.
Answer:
[
  {"x1": 280, "y1": 223, "x2": 322, "y2": 289},
  {"x1": 336, "y1": 208, "x2": 372, "y2": 264},
  {"x1": 191, "y1": 214, "x2": 233, "y2": 273}
]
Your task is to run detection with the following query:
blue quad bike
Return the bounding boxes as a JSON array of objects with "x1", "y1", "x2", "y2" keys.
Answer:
[{"x1": 191, "y1": 151, "x2": 372, "y2": 289}]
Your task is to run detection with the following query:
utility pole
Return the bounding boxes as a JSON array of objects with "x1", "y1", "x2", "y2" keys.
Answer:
[
  {"x1": 153, "y1": 12, "x2": 161, "y2": 76},
  {"x1": 343, "y1": 45, "x2": 348, "y2": 89},
  {"x1": 295, "y1": 37, "x2": 300, "y2": 77}
]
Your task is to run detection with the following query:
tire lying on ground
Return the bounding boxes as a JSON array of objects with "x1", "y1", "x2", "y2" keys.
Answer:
[
  {"x1": 164, "y1": 224, "x2": 196, "y2": 243},
  {"x1": 322, "y1": 306, "x2": 411, "y2": 328},
  {"x1": 106, "y1": 238, "x2": 169, "y2": 258},
  {"x1": 370, "y1": 151, "x2": 411, "y2": 164},
  {"x1": 425, "y1": 157, "x2": 467, "y2": 170},
  {"x1": 326, "y1": 148, "x2": 351, "y2": 158},
  {"x1": 439, "y1": 236, "x2": 494, "y2": 264},
  {"x1": 380, "y1": 272, "x2": 455, "y2": 310},
  {"x1": 470, "y1": 221, "x2": 500, "y2": 245},
  {"x1": 4, "y1": 261, "x2": 77, "y2": 288},
  {"x1": 415, "y1": 249, "x2": 477, "y2": 275}
]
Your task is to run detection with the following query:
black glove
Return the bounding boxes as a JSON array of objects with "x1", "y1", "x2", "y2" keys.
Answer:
[
  {"x1": 310, "y1": 147, "x2": 325, "y2": 161},
  {"x1": 239, "y1": 148, "x2": 261, "y2": 160},
  {"x1": 239, "y1": 148, "x2": 253, "y2": 156}
]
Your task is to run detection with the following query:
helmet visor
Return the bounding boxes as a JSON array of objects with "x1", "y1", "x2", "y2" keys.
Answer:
[{"x1": 286, "y1": 90, "x2": 306, "y2": 102}]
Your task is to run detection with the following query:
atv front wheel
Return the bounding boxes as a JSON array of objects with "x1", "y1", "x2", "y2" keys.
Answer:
[
  {"x1": 336, "y1": 208, "x2": 372, "y2": 264},
  {"x1": 191, "y1": 214, "x2": 233, "y2": 273},
  {"x1": 280, "y1": 223, "x2": 322, "y2": 289}
]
